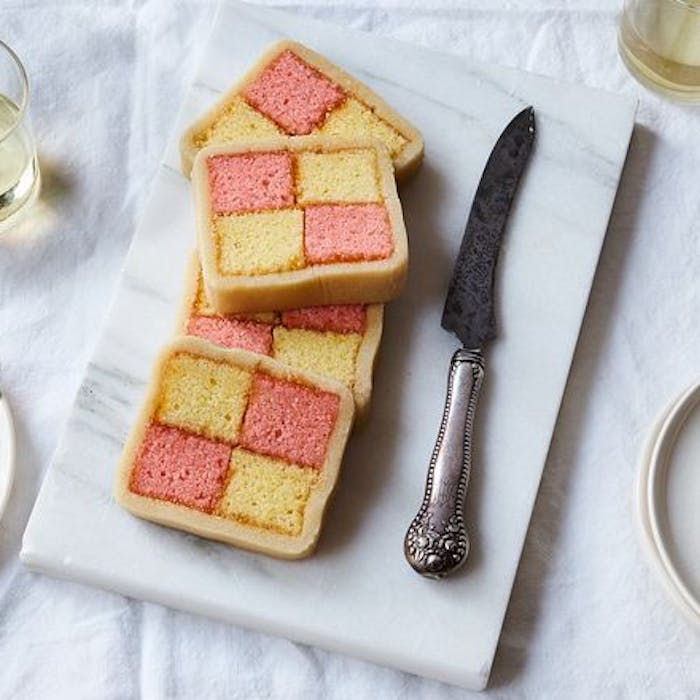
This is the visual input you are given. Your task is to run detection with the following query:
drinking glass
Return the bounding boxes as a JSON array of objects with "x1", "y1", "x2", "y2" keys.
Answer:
[
  {"x1": 0, "y1": 40, "x2": 39, "y2": 234},
  {"x1": 619, "y1": 0, "x2": 700, "y2": 101}
]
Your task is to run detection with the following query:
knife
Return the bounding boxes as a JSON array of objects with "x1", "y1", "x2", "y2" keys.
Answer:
[{"x1": 404, "y1": 106, "x2": 536, "y2": 579}]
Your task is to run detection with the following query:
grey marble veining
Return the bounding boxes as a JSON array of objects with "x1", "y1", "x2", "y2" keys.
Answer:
[{"x1": 20, "y1": 1, "x2": 635, "y2": 691}]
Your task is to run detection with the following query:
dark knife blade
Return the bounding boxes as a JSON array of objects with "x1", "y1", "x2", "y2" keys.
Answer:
[
  {"x1": 442, "y1": 106, "x2": 535, "y2": 348},
  {"x1": 404, "y1": 106, "x2": 536, "y2": 579}
]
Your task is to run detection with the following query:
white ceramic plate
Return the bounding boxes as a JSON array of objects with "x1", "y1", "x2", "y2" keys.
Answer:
[
  {"x1": 0, "y1": 390, "x2": 16, "y2": 522},
  {"x1": 639, "y1": 381, "x2": 700, "y2": 628}
]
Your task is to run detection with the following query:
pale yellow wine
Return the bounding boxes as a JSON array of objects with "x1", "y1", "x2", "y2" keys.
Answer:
[
  {"x1": 619, "y1": 2, "x2": 700, "y2": 100},
  {"x1": 0, "y1": 93, "x2": 38, "y2": 227}
]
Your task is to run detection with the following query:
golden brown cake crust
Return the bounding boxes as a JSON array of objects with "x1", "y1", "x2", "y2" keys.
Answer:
[
  {"x1": 114, "y1": 337, "x2": 355, "y2": 559},
  {"x1": 179, "y1": 39, "x2": 424, "y2": 181},
  {"x1": 193, "y1": 136, "x2": 408, "y2": 314}
]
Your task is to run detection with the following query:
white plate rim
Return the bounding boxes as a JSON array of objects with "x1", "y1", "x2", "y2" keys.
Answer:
[
  {"x1": 0, "y1": 390, "x2": 16, "y2": 522},
  {"x1": 639, "y1": 380, "x2": 700, "y2": 629}
]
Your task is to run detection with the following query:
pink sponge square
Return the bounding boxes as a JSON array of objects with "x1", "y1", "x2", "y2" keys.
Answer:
[
  {"x1": 243, "y1": 50, "x2": 346, "y2": 135},
  {"x1": 207, "y1": 152, "x2": 293, "y2": 214},
  {"x1": 281, "y1": 305, "x2": 367, "y2": 334},
  {"x1": 240, "y1": 373, "x2": 340, "y2": 469},
  {"x1": 186, "y1": 315, "x2": 273, "y2": 355},
  {"x1": 130, "y1": 423, "x2": 232, "y2": 513},
  {"x1": 304, "y1": 203, "x2": 394, "y2": 264}
]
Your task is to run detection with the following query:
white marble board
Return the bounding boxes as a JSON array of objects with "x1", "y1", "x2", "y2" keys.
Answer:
[{"x1": 20, "y1": 1, "x2": 636, "y2": 691}]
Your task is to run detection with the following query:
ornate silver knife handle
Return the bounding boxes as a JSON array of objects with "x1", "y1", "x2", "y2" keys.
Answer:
[{"x1": 404, "y1": 348, "x2": 484, "y2": 579}]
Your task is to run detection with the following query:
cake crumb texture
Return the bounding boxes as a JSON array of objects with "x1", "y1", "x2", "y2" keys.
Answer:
[
  {"x1": 304, "y1": 203, "x2": 393, "y2": 264},
  {"x1": 272, "y1": 327, "x2": 361, "y2": 388},
  {"x1": 219, "y1": 448, "x2": 317, "y2": 536},
  {"x1": 281, "y1": 304, "x2": 366, "y2": 334},
  {"x1": 215, "y1": 209, "x2": 305, "y2": 275},
  {"x1": 130, "y1": 423, "x2": 232, "y2": 513},
  {"x1": 296, "y1": 149, "x2": 380, "y2": 204},
  {"x1": 156, "y1": 353, "x2": 252, "y2": 443},
  {"x1": 318, "y1": 97, "x2": 407, "y2": 158},
  {"x1": 207, "y1": 152, "x2": 293, "y2": 214},
  {"x1": 240, "y1": 373, "x2": 340, "y2": 469},
  {"x1": 186, "y1": 315, "x2": 273, "y2": 355},
  {"x1": 194, "y1": 96, "x2": 282, "y2": 149},
  {"x1": 242, "y1": 50, "x2": 346, "y2": 135}
]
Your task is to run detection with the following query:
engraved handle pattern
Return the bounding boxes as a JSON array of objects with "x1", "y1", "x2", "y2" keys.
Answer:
[{"x1": 404, "y1": 348, "x2": 484, "y2": 579}]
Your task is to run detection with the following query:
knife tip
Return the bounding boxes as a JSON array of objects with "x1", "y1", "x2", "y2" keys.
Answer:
[{"x1": 524, "y1": 105, "x2": 535, "y2": 134}]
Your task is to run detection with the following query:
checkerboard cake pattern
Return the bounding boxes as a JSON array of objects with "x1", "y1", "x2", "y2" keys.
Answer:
[
  {"x1": 116, "y1": 43, "x2": 418, "y2": 558},
  {"x1": 180, "y1": 41, "x2": 424, "y2": 180},
  {"x1": 181, "y1": 256, "x2": 382, "y2": 416},
  {"x1": 116, "y1": 338, "x2": 354, "y2": 558},
  {"x1": 193, "y1": 138, "x2": 408, "y2": 313}
]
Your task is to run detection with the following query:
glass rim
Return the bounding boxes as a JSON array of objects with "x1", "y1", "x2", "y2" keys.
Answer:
[
  {"x1": 629, "y1": 0, "x2": 700, "y2": 12},
  {"x1": 0, "y1": 39, "x2": 29, "y2": 143},
  {"x1": 665, "y1": 0, "x2": 700, "y2": 12}
]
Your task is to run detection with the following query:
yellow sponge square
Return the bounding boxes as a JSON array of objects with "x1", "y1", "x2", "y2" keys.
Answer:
[
  {"x1": 272, "y1": 327, "x2": 362, "y2": 388},
  {"x1": 194, "y1": 96, "x2": 282, "y2": 149},
  {"x1": 319, "y1": 98, "x2": 407, "y2": 159},
  {"x1": 215, "y1": 209, "x2": 305, "y2": 276},
  {"x1": 219, "y1": 448, "x2": 318, "y2": 536},
  {"x1": 296, "y1": 149, "x2": 380, "y2": 204},
  {"x1": 156, "y1": 353, "x2": 252, "y2": 443}
]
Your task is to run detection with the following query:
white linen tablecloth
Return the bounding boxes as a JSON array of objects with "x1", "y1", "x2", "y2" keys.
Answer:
[{"x1": 2, "y1": 1, "x2": 700, "y2": 697}]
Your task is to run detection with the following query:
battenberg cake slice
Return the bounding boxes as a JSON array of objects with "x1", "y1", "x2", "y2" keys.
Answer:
[
  {"x1": 193, "y1": 136, "x2": 408, "y2": 314},
  {"x1": 179, "y1": 253, "x2": 383, "y2": 417},
  {"x1": 180, "y1": 40, "x2": 424, "y2": 181},
  {"x1": 115, "y1": 337, "x2": 355, "y2": 559}
]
